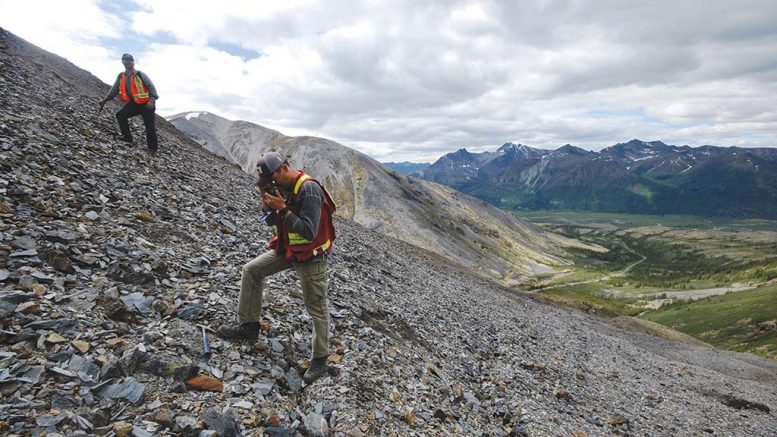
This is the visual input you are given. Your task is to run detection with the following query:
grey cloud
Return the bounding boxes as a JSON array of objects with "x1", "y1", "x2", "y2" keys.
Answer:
[{"x1": 143, "y1": 0, "x2": 777, "y2": 161}]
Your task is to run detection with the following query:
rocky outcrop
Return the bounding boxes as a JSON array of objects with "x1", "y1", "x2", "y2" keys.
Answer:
[{"x1": 1, "y1": 28, "x2": 776, "y2": 436}]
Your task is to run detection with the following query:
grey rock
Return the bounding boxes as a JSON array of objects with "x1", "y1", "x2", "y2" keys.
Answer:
[
  {"x1": 176, "y1": 302, "x2": 207, "y2": 320},
  {"x1": 201, "y1": 407, "x2": 240, "y2": 437},
  {"x1": 11, "y1": 236, "x2": 37, "y2": 250},
  {"x1": 51, "y1": 390, "x2": 80, "y2": 410},
  {"x1": 132, "y1": 426, "x2": 153, "y2": 437},
  {"x1": 175, "y1": 415, "x2": 202, "y2": 437},
  {"x1": 172, "y1": 364, "x2": 199, "y2": 382},
  {"x1": 36, "y1": 414, "x2": 66, "y2": 427},
  {"x1": 265, "y1": 427, "x2": 294, "y2": 437},
  {"x1": 95, "y1": 377, "x2": 145, "y2": 404},
  {"x1": 254, "y1": 380, "x2": 275, "y2": 395},
  {"x1": 31, "y1": 271, "x2": 54, "y2": 283},
  {"x1": 0, "y1": 291, "x2": 34, "y2": 316},
  {"x1": 21, "y1": 365, "x2": 44, "y2": 385},
  {"x1": 303, "y1": 412, "x2": 328, "y2": 437},
  {"x1": 285, "y1": 368, "x2": 303, "y2": 393},
  {"x1": 121, "y1": 292, "x2": 153, "y2": 315},
  {"x1": 68, "y1": 355, "x2": 101, "y2": 383},
  {"x1": 170, "y1": 381, "x2": 188, "y2": 393},
  {"x1": 45, "y1": 229, "x2": 81, "y2": 243},
  {"x1": 25, "y1": 318, "x2": 79, "y2": 332}
]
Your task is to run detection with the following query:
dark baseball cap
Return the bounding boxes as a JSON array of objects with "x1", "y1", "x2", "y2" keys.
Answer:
[
  {"x1": 256, "y1": 151, "x2": 287, "y2": 182},
  {"x1": 121, "y1": 53, "x2": 134, "y2": 61}
]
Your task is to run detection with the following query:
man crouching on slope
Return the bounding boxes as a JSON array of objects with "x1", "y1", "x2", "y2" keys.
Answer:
[{"x1": 218, "y1": 151, "x2": 337, "y2": 384}]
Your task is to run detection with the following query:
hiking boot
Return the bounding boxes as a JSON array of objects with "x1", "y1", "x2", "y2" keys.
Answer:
[
  {"x1": 216, "y1": 322, "x2": 260, "y2": 341},
  {"x1": 303, "y1": 356, "x2": 327, "y2": 384},
  {"x1": 115, "y1": 135, "x2": 133, "y2": 144}
]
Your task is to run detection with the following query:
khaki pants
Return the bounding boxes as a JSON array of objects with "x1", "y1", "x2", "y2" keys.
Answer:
[{"x1": 238, "y1": 250, "x2": 330, "y2": 359}]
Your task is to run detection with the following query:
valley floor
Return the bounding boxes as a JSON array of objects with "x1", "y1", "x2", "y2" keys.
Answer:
[{"x1": 522, "y1": 210, "x2": 777, "y2": 360}]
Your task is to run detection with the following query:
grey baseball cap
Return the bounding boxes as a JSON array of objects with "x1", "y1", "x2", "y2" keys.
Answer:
[
  {"x1": 256, "y1": 151, "x2": 287, "y2": 181},
  {"x1": 121, "y1": 53, "x2": 134, "y2": 61}
]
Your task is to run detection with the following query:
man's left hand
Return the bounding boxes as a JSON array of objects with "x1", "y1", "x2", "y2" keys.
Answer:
[
  {"x1": 147, "y1": 99, "x2": 156, "y2": 110},
  {"x1": 263, "y1": 192, "x2": 286, "y2": 211}
]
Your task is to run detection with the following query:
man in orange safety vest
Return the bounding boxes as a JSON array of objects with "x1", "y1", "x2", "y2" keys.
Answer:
[{"x1": 98, "y1": 53, "x2": 159, "y2": 155}]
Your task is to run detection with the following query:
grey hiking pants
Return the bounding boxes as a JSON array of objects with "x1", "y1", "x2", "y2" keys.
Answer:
[{"x1": 238, "y1": 250, "x2": 330, "y2": 359}]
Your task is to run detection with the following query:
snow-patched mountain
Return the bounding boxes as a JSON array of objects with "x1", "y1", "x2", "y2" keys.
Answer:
[
  {"x1": 168, "y1": 112, "x2": 583, "y2": 284},
  {"x1": 422, "y1": 139, "x2": 777, "y2": 218}
]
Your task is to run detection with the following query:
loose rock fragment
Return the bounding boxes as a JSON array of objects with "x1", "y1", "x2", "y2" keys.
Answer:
[
  {"x1": 303, "y1": 412, "x2": 328, "y2": 437},
  {"x1": 113, "y1": 421, "x2": 134, "y2": 437},
  {"x1": 47, "y1": 332, "x2": 67, "y2": 343},
  {"x1": 71, "y1": 339, "x2": 90, "y2": 353},
  {"x1": 96, "y1": 377, "x2": 145, "y2": 404},
  {"x1": 185, "y1": 374, "x2": 224, "y2": 392}
]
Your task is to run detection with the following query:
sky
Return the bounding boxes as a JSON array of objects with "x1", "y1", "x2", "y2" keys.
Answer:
[{"x1": 2, "y1": 0, "x2": 777, "y2": 163}]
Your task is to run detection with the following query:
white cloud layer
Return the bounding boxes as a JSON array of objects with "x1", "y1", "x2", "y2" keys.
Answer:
[{"x1": 2, "y1": 0, "x2": 777, "y2": 162}]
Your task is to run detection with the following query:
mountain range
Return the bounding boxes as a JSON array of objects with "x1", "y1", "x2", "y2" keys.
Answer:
[
  {"x1": 168, "y1": 112, "x2": 591, "y2": 285},
  {"x1": 412, "y1": 140, "x2": 777, "y2": 219},
  {"x1": 383, "y1": 161, "x2": 431, "y2": 174}
]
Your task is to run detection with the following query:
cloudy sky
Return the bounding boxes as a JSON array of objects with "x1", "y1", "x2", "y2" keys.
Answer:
[{"x1": 2, "y1": 0, "x2": 776, "y2": 162}]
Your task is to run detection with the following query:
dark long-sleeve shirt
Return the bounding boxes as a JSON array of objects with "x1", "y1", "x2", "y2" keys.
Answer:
[
  {"x1": 104, "y1": 70, "x2": 159, "y2": 102},
  {"x1": 281, "y1": 181, "x2": 324, "y2": 241}
]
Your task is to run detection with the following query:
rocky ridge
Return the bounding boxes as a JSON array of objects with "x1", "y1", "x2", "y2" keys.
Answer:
[
  {"x1": 1, "y1": 28, "x2": 777, "y2": 437},
  {"x1": 168, "y1": 111, "x2": 587, "y2": 286}
]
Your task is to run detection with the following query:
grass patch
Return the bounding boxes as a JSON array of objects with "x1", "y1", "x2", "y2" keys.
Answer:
[
  {"x1": 520, "y1": 209, "x2": 777, "y2": 231},
  {"x1": 544, "y1": 269, "x2": 608, "y2": 285},
  {"x1": 641, "y1": 284, "x2": 777, "y2": 359},
  {"x1": 540, "y1": 283, "x2": 644, "y2": 317}
]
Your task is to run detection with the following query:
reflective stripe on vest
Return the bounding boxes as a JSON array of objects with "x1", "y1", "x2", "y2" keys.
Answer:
[
  {"x1": 312, "y1": 239, "x2": 331, "y2": 256},
  {"x1": 288, "y1": 232, "x2": 312, "y2": 245},
  {"x1": 288, "y1": 232, "x2": 331, "y2": 254},
  {"x1": 288, "y1": 173, "x2": 326, "y2": 249},
  {"x1": 119, "y1": 72, "x2": 150, "y2": 104},
  {"x1": 132, "y1": 75, "x2": 149, "y2": 101},
  {"x1": 293, "y1": 173, "x2": 312, "y2": 195}
]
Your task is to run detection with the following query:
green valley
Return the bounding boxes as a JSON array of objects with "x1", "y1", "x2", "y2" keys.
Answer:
[{"x1": 522, "y1": 210, "x2": 777, "y2": 359}]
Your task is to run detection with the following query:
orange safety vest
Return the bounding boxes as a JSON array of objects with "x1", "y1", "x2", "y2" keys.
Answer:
[
  {"x1": 118, "y1": 72, "x2": 150, "y2": 104},
  {"x1": 269, "y1": 173, "x2": 336, "y2": 262}
]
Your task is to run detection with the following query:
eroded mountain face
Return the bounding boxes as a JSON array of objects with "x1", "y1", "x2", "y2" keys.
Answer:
[
  {"x1": 2, "y1": 28, "x2": 777, "y2": 436},
  {"x1": 168, "y1": 111, "x2": 580, "y2": 285},
  {"x1": 421, "y1": 140, "x2": 777, "y2": 218}
]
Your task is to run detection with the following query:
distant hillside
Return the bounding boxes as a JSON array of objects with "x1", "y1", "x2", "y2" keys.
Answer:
[
  {"x1": 168, "y1": 112, "x2": 588, "y2": 284},
  {"x1": 420, "y1": 140, "x2": 777, "y2": 219},
  {"x1": 382, "y1": 161, "x2": 430, "y2": 175}
]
